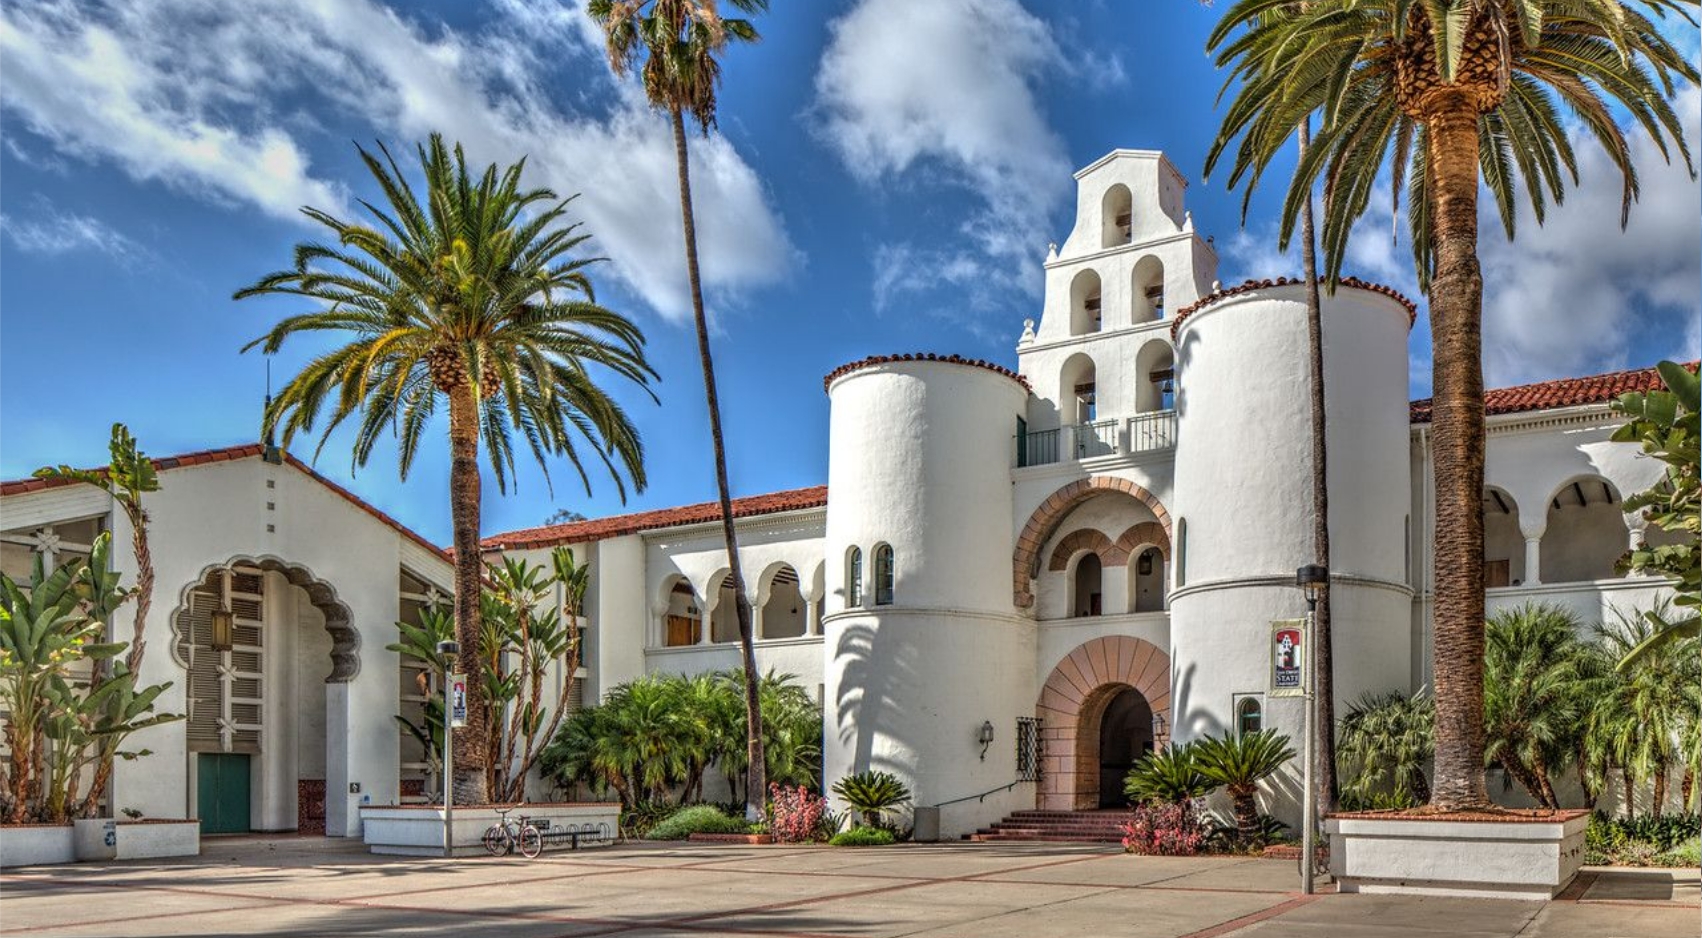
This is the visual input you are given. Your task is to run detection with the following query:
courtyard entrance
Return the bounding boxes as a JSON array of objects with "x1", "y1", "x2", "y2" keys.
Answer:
[{"x1": 1035, "y1": 635, "x2": 1171, "y2": 811}]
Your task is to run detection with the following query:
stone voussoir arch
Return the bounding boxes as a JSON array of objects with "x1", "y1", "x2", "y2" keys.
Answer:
[
  {"x1": 169, "y1": 555, "x2": 360, "y2": 682},
  {"x1": 1035, "y1": 635, "x2": 1171, "y2": 811},
  {"x1": 1014, "y1": 476, "x2": 1171, "y2": 608},
  {"x1": 1046, "y1": 528, "x2": 1120, "y2": 571}
]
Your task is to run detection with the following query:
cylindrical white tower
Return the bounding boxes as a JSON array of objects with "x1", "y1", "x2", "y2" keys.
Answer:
[
  {"x1": 821, "y1": 355, "x2": 1034, "y2": 838},
  {"x1": 1169, "y1": 279, "x2": 1414, "y2": 816}
]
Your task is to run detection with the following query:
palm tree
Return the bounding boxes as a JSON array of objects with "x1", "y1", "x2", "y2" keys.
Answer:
[
  {"x1": 1194, "y1": 730, "x2": 1297, "y2": 841},
  {"x1": 1594, "y1": 602, "x2": 1699, "y2": 817},
  {"x1": 1207, "y1": 0, "x2": 1697, "y2": 811},
  {"x1": 588, "y1": 0, "x2": 771, "y2": 820},
  {"x1": 1338, "y1": 690, "x2": 1435, "y2": 807},
  {"x1": 1482, "y1": 604, "x2": 1598, "y2": 808},
  {"x1": 237, "y1": 135, "x2": 655, "y2": 803}
]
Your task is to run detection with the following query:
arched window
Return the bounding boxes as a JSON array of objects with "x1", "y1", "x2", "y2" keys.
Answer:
[
  {"x1": 874, "y1": 544, "x2": 895, "y2": 606},
  {"x1": 1072, "y1": 553, "x2": 1103, "y2": 617},
  {"x1": 846, "y1": 547, "x2": 864, "y2": 608},
  {"x1": 1174, "y1": 518, "x2": 1187, "y2": 587},
  {"x1": 1069, "y1": 269, "x2": 1103, "y2": 336},
  {"x1": 1102, "y1": 184, "x2": 1133, "y2": 248},
  {"x1": 1236, "y1": 697, "x2": 1263, "y2": 736}
]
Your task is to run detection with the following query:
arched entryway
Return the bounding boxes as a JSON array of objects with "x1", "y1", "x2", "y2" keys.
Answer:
[
  {"x1": 1036, "y1": 635, "x2": 1171, "y2": 810},
  {"x1": 169, "y1": 556, "x2": 357, "y2": 835},
  {"x1": 1097, "y1": 687, "x2": 1153, "y2": 806}
]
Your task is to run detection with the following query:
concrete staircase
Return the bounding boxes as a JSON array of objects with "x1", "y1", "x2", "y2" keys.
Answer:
[{"x1": 967, "y1": 809, "x2": 1129, "y2": 843}]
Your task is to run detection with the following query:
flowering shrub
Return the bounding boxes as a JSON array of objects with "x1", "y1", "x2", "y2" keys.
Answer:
[
  {"x1": 1120, "y1": 800, "x2": 1207, "y2": 856},
  {"x1": 768, "y1": 783, "x2": 828, "y2": 843}
]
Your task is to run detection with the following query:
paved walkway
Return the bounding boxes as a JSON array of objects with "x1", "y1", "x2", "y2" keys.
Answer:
[{"x1": 1, "y1": 836, "x2": 1695, "y2": 937}]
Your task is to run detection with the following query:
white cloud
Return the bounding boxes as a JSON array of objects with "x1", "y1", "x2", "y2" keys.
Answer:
[
  {"x1": 812, "y1": 0, "x2": 1073, "y2": 319},
  {"x1": 1477, "y1": 84, "x2": 1701, "y2": 384},
  {"x1": 0, "y1": 0, "x2": 795, "y2": 322},
  {"x1": 1, "y1": 204, "x2": 146, "y2": 264}
]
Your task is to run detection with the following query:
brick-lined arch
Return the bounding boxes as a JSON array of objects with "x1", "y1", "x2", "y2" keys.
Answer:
[
  {"x1": 1115, "y1": 522, "x2": 1170, "y2": 561},
  {"x1": 1035, "y1": 636, "x2": 1171, "y2": 810},
  {"x1": 1046, "y1": 528, "x2": 1120, "y2": 571},
  {"x1": 1014, "y1": 476, "x2": 1171, "y2": 608}
]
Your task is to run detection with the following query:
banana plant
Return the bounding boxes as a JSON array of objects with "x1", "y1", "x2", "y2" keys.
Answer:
[{"x1": 1612, "y1": 361, "x2": 1699, "y2": 666}]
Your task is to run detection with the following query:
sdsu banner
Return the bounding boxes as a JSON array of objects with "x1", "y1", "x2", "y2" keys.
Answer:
[{"x1": 1269, "y1": 619, "x2": 1307, "y2": 698}]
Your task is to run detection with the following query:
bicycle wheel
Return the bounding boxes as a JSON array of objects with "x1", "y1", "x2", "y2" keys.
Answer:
[
  {"x1": 518, "y1": 824, "x2": 544, "y2": 859},
  {"x1": 482, "y1": 824, "x2": 511, "y2": 857}
]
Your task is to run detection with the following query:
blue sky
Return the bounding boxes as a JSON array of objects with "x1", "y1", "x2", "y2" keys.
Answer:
[{"x1": 2, "y1": 0, "x2": 1698, "y2": 545}]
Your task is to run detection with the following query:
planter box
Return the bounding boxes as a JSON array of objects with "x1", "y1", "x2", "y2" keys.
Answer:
[
  {"x1": 1327, "y1": 809, "x2": 1589, "y2": 900},
  {"x1": 1, "y1": 824, "x2": 75, "y2": 868},
  {"x1": 687, "y1": 832, "x2": 774, "y2": 845},
  {"x1": 361, "y1": 802, "x2": 620, "y2": 857},
  {"x1": 116, "y1": 820, "x2": 200, "y2": 860}
]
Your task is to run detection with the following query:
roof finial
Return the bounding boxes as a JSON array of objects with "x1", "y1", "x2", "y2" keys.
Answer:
[{"x1": 262, "y1": 357, "x2": 283, "y2": 464}]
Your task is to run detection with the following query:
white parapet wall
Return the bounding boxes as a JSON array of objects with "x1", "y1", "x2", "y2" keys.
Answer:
[
  {"x1": 1327, "y1": 810, "x2": 1589, "y2": 900},
  {"x1": 1, "y1": 825, "x2": 76, "y2": 868},
  {"x1": 361, "y1": 803, "x2": 621, "y2": 857}
]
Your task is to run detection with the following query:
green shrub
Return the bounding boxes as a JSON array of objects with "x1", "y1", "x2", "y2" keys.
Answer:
[
  {"x1": 1585, "y1": 811, "x2": 1701, "y2": 866},
  {"x1": 1123, "y1": 743, "x2": 1215, "y2": 804},
  {"x1": 1659, "y1": 841, "x2": 1701, "y2": 867},
  {"x1": 645, "y1": 805, "x2": 748, "y2": 840},
  {"x1": 620, "y1": 800, "x2": 674, "y2": 839},
  {"x1": 830, "y1": 825, "x2": 896, "y2": 847},
  {"x1": 831, "y1": 771, "x2": 911, "y2": 828}
]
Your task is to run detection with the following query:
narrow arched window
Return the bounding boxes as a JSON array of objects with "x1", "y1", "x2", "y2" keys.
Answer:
[
  {"x1": 847, "y1": 547, "x2": 864, "y2": 608},
  {"x1": 1237, "y1": 697, "x2": 1263, "y2": 736},
  {"x1": 874, "y1": 544, "x2": 895, "y2": 606}
]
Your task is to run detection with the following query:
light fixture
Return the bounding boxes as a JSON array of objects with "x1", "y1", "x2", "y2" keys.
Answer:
[
  {"x1": 1295, "y1": 564, "x2": 1329, "y2": 607},
  {"x1": 977, "y1": 721, "x2": 996, "y2": 761},
  {"x1": 209, "y1": 606, "x2": 235, "y2": 652},
  {"x1": 1151, "y1": 712, "x2": 1168, "y2": 742}
]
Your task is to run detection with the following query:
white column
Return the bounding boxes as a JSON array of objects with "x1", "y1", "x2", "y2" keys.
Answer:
[
  {"x1": 1625, "y1": 514, "x2": 1649, "y2": 574},
  {"x1": 1522, "y1": 536, "x2": 1542, "y2": 587},
  {"x1": 806, "y1": 597, "x2": 821, "y2": 635}
]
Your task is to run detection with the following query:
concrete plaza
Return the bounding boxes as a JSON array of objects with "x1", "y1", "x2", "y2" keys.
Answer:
[{"x1": 0, "y1": 836, "x2": 1695, "y2": 937}]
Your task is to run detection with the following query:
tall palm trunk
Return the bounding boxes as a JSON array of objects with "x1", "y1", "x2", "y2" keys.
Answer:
[
  {"x1": 1652, "y1": 764, "x2": 1667, "y2": 818},
  {"x1": 1424, "y1": 101, "x2": 1490, "y2": 811},
  {"x1": 669, "y1": 105, "x2": 766, "y2": 819},
  {"x1": 448, "y1": 379, "x2": 490, "y2": 805},
  {"x1": 1298, "y1": 119, "x2": 1337, "y2": 815}
]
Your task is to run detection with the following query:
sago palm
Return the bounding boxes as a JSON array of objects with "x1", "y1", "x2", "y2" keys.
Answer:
[
  {"x1": 1593, "y1": 602, "x2": 1699, "y2": 817},
  {"x1": 237, "y1": 135, "x2": 654, "y2": 802},
  {"x1": 1207, "y1": 0, "x2": 1697, "y2": 810},
  {"x1": 1194, "y1": 730, "x2": 1297, "y2": 841},
  {"x1": 1338, "y1": 690, "x2": 1434, "y2": 806},
  {"x1": 831, "y1": 770, "x2": 911, "y2": 829},
  {"x1": 589, "y1": 0, "x2": 771, "y2": 821}
]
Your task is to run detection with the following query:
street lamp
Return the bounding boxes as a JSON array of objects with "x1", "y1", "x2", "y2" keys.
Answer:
[
  {"x1": 436, "y1": 639, "x2": 460, "y2": 859},
  {"x1": 1293, "y1": 564, "x2": 1328, "y2": 894}
]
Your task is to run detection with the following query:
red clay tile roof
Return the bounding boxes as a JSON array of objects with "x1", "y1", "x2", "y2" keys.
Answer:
[
  {"x1": 1170, "y1": 276, "x2": 1418, "y2": 341},
  {"x1": 823, "y1": 353, "x2": 1031, "y2": 393},
  {"x1": 1409, "y1": 362, "x2": 1697, "y2": 424},
  {"x1": 1, "y1": 443, "x2": 450, "y2": 564},
  {"x1": 481, "y1": 485, "x2": 830, "y2": 551}
]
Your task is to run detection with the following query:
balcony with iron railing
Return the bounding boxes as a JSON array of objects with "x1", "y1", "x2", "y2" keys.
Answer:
[{"x1": 1016, "y1": 410, "x2": 1177, "y2": 468}]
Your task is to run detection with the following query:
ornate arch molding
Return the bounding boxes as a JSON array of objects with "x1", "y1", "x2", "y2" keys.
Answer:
[
  {"x1": 1014, "y1": 476, "x2": 1172, "y2": 608},
  {"x1": 1115, "y1": 522, "x2": 1170, "y2": 561},
  {"x1": 1035, "y1": 635, "x2": 1171, "y2": 810},
  {"x1": 169, "y1": 555, "x2": 360, "y2": 682}
]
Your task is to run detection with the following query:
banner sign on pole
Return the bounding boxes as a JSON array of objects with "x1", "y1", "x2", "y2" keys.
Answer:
[
  {"x1": 1269, "y1": 619, "x2": 1307, "y2": 697},
  {"x1": 449, "y1": 673, "x2": 469, "y2": 728}
]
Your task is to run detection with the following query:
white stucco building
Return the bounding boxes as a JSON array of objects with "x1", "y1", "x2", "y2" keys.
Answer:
[{"x1": 1, "y1": 150, "x2": 1683, "y2": 839}]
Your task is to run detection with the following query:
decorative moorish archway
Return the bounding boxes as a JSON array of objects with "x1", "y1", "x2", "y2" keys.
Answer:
[
  {"x1": 1035, "y1": 635, "x2": 1171, "y2": 810},
  {"x1": 1014, "y1": 476, "x2": 1171, "y2": 608}
]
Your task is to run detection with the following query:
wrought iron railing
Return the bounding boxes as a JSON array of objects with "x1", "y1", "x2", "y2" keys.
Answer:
[{"x1": 1127, "y1": 410, "x2": 1178, "y2": 453}]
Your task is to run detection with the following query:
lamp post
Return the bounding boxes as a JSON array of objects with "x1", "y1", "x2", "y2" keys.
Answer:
[
  {"x1": 435, "y1": 639, "x2": 460, "y2": 859},
  {"x1": 1294, "y1": 564, "x2": 1328, "y2": 895}
]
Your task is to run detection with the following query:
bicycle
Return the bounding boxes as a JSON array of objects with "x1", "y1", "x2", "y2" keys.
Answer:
[{"x1": 482, "y1": 805, "x2": 544, "y2": 858}]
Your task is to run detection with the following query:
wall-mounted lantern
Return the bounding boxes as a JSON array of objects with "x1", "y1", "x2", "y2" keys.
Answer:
[
  {"x1": 977, "y1": 720, "x2": 996, "y2": 761},
  {"x1": 209, "y1": 606, "x2": 235, "y2": 652}
]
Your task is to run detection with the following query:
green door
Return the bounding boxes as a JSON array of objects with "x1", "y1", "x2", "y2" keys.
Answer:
[{"x1": 197, "y1": 754, "x2": 251, "y2": 834}]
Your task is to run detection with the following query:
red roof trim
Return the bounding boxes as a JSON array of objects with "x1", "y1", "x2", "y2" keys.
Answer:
[
  {"x1": 1170, "y1": 277, "x2": 1418, "y2": 341},
  {"x1": 482, "y1": 485, "x2": 829, "y2": 551},
  {"x1": 823, "y1": 353, "x2": 1030, "y2": 393},
  {"x1": 1410, "y1": 361, "x2": 1696, "y2": 424},
  {"x1": 0, "y1": 443, "x2": 450, "y2": 564}
]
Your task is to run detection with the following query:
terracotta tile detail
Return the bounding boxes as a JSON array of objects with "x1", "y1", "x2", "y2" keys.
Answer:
[
  {"x1": 1116, "y1": 522, "x2": 1170, "y2": 560},
  {"x1": 1411, "y1": 361, "x2": 1695, "y2": 423},
  {"x1": 1047, "y1": 528, "x2": 1116, "y2": 572},
  {"x1": 484, "y1": 484, "x2": 828, "y2": 551},
  {"x1": 1036, "y1": 635, "x2": 1171, "y2": 813}
]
